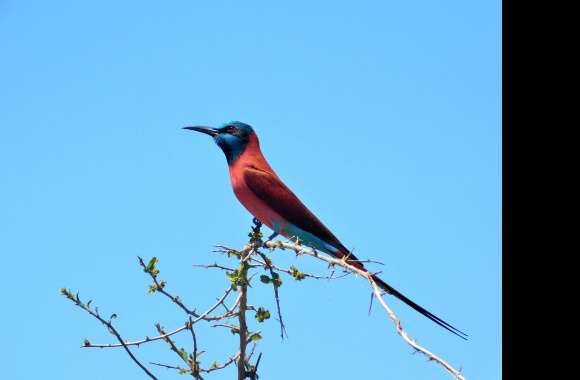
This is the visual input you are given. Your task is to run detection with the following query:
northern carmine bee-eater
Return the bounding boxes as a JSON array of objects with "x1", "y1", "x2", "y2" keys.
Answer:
[{"x1": 184, "y1": 121, "x2": 467, "y2": 339}]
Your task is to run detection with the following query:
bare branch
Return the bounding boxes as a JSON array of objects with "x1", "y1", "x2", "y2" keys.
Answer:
[
  {"x1": 249, "y1": 256, "x2": 350, "y2": 280},
  {"x1": 263, "y1": 240, "x2": 466, "y2": 380},
  {"x1": 84, "y1": 286, "x2": 237, "y2": 349},
  {"x1": 155, "y1": 323, "x2": 200, "y2": 379},
  {"x1": 150, "y1": 361, "x2": 188, "y2": 371},
  {"x1": 139, "y1": 256, "x2": 237, "y2": 321},
  {"x1": 188, "y1": 318, "x2": 202, "y2": 379},
  {"x1": 256, "y1": 251, "x2": 287, "y2": 339},
  {"x1": 236, "y1": 250, "x2": 250, "y2": 380},
  {"x1": 193, "y1": 262, "x2": 237, "y2": 271},
  {"x1": 83, "y1": 322, "x2": 189, "y2": 349},
  {"x1": 369, "y1": 278, "x2": 467, "y2": 380},
  {"x1": 60, "y1": 289, "x2": 158, "y2": 380}
]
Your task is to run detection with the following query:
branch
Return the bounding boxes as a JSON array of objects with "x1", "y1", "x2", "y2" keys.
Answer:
[
  {"x1": 151, "y1": 351, "x2": 241, "y2": 375},
  {"x1": 202, "y1": 352, "x2": 240, "y2": 373},
  {"x1": 138, "y1": 256, "x2": 238, "y2": 322},
  {"x1": 188, "y1": 317, "x2": 203, "y2": 379},
  {"x1": 369, "y1": 278, "x2": 466, "y2": 380},
  {"x1": 63, "y1": 232, "x2": 262, "y2": 379},
  {"x1": 59, "y1": 289, "x2": 158, "y2": 380},
  {"x1": 249, "y1": 256, "x2": 351, "y2": 280},
  {"x1": 193, "y1": 263, "x2": 238, "y2": 271},
  {"x1": 83, "y1": 322, "x2": 189, "y2": 349},
  {"x1": 84, "y1": 288, "x2": 236, "y2": 349},
  {"x1": 232, "y1": 218, "x2": 267, "y2": 379},
  {"x1": 155, "y1": 323, "x2": 192, "y2": 370},
  {"x1": 237, "y1": 246, "x2": 251, "y2": 380},
  {"x1": 263, "y1": 240, "x2": 466, "y2": 380},
  {"x1": 256, "y1": 251, "x2": 288, "y2": 339}
]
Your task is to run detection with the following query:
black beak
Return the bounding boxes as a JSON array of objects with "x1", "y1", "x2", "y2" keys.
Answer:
[{"x1": 183, "y1": 126, "x2": 219, "y2": 137}]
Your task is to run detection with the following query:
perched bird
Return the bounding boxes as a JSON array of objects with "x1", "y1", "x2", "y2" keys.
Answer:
[{"x1": 184, "y1": 121, "x2": 467, "y2": 339}]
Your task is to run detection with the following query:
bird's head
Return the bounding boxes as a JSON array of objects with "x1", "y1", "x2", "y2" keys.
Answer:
[{"x1": 183, "y1": 121, "x2": 256, "y2": 165}]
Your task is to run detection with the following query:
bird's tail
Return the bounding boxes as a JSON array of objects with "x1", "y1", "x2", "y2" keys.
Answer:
[
  {"x1": 371, "y1": 274, "x2": 468, "y2": 340},
  {"x1": 335, "y1": 246, "x2": 467, "y2": 339}
]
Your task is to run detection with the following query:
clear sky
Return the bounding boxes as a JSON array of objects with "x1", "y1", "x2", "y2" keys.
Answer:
[{"x1": 0, "y1": 1, "x2": 501, "y2": 379}]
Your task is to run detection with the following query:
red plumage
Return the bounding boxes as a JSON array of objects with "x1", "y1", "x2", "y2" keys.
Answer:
[
  {"x1": 186, "y1": 123, "x2": 467, "y2": 339},
  {"x1": 228, "y1": 133, "x2": 364, "y2": 269}
]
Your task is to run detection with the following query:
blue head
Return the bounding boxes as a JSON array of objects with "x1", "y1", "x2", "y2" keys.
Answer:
[{"x1": 184, "y1": 121, "x2": 255, "y2": 165}]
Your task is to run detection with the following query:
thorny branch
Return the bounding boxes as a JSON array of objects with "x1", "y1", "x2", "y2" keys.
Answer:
[
  {"x1": 81, "y1": 287, "x2": 237, "y2": 349},
  {"x1": 62, "y1": 220, "x2": 466, "y2": 380},
  {"x1": 59, "y1": 288, "x2": 158, "y2": 380},
  {"x1": 262, "y1": 239, "x2": 467, "y2": 380},
  {"x1": 236, "y1": 245, "x2": 251, "y2": 380}
]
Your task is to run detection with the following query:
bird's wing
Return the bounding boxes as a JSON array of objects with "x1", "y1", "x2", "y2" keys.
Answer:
[
  {"x1": 243, "y1": 170, "x2": 467, "y2": 339},
  {"x1": 243, "y1": 166, "x2": 347, "y2": 252}
]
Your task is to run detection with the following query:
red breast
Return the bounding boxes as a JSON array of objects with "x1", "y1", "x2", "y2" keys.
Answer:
[{"x1": 228, "y1": 134, "x2": 283, "y2": 230}]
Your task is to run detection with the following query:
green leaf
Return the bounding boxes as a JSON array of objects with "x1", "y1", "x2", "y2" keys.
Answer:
[
  {"x1": 260, "y1": 275, "x2": 271, "y2": 284},
  {"x1": 255, "y1": 307, "x2": 271, "y2": 322},
  {"x1": 147, "y1": 280, "x2": 166, "y2": 294},
  {"x1": 227, "y1": 269, "x2": 245, "y2": 290},
  {"x1": 59, "y1": 288, "x2": 75, "y2": 301},
  {"x1": 146, "y1": 257, "x2": 158, "y2": 272},
  {"x1": 251, "y1": 333, "x2": 262, "y2": 342},
  {"x1": 226, "y1": 269, "x2": 239, "y2": 283},
  {"x1": 211, "y1": 361, "x2": 218, "y2": 369},
  {"x1": 83, "y1": 338, "x2": 91, "y2": 347},
  {"x1": 248, "y1": 228, "x2": 263, "y2": 241},
  {"x1": 179, "y1": 348, "x2": 189, "y2": 362},
  {"x1": 271, "y1": 272, "x2": 282, "y2": 287},
  {"x1": 290, "y1": 266, "x2": 306, "y2": 281}
]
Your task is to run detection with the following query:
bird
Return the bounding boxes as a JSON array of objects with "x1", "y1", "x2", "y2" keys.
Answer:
[{"x1": 184, "y1": 121, "x2": 467, "y2": 340}]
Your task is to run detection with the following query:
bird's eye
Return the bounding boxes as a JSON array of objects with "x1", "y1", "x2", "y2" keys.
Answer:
[{"x1": 226, "y1": 126, "x2": 236, "y2": 134}]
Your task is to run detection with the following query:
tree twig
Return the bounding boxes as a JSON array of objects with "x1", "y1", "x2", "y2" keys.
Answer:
[
  {"x1": 138, "y1": 256, "x2": 237, "y2": 321},
  {"x1": 84, "y1": 288, "x2": 236, "y2": 349},
  {"x1": 263, "y1": 239, "x2": 467, "y2": 380},
  {"x1": 237, "y1": 248, "x2": 251, "y2": 379},
  {"x1": 60, "y1": 289, "x2": 158, "y2": 380},
  {"x1": 256, "y1": 251, "x2": 288, "y2": 339}
]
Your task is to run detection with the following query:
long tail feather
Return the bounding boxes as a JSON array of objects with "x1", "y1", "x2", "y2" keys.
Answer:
[
  {"x1": 328, "y1": 248, "x2": 467, "y2": 339},
  {"x1": 372, "y1": 274, "x2": 468, "y2": 340}
]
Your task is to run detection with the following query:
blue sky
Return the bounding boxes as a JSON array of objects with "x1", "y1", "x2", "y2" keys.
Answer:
[{"x1": 0, "y1": 1, "x2": 501, "y2": 379}]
